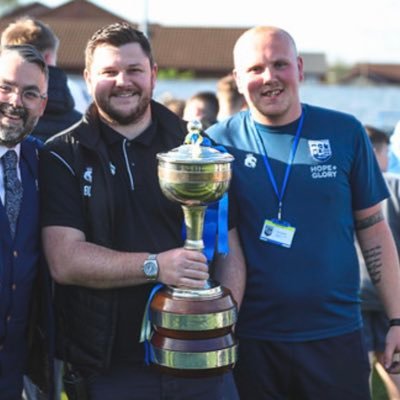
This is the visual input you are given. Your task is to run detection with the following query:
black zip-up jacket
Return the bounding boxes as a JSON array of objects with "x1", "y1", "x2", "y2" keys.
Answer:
[{"x1": 41, "y1": 101, "x2": 187, "y2": 372}]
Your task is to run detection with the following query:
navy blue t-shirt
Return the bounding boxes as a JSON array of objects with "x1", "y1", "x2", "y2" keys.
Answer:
[{"x1": 207, "y1": 104, "x2": 389, "y2": 342}]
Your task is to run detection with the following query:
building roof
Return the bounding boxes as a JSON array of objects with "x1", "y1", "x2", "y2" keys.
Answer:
[
  {"x1": 150, "y1": 25, "x2": 245, "y2": 75},
  {"x1": 30, "y1": 17, "x2": 131, "y2": 71},
  {"x1": 1, "y1": 2, "x2": 50, "y2": 19},
  {"x1": 0, "y1": 0, "x2": 328, "y2": 79},
  {"x1": 340, "y1": 64, "x2": 400, "y2": 85},
  {"x1": 37, "y1": 0, "x2": 123, "y2": 19}
]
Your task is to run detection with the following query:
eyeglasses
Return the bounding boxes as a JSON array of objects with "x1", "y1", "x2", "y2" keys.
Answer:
[{"x1": 0, "y1": 82, "x2": 47, "y2": 109}]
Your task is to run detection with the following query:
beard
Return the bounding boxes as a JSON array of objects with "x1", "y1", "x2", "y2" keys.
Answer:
[
  {"x1": 0, "y1": 103, "x2": 37, "y2": 147},
  {"x1": 96, "y1": 91, "x2": 152, "y2": 126}
]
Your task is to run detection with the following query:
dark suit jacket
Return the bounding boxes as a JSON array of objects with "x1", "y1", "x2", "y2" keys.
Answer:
[{"x1": 0, "y1": 137, "x2": 53, "y2": 397}]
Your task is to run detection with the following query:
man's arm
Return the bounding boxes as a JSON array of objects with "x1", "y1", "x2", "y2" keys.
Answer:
[
  {"x1": 355, "y1": 202, "x2": 400, "y2": 372},
  {"x1": 212, "y1": 228, "x2": 246, "y2": 308},
  {"x1": 43, "y1": 226, "x2": 209, "y2": 289}
]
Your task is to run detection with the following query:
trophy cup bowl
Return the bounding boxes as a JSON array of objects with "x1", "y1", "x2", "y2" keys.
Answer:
[
  {"x1": 149, "y1": 123, "x2": 237, "y2": 376},
  {"x1": 158, "y1": 143, "x2": 233, "y2": 252}
]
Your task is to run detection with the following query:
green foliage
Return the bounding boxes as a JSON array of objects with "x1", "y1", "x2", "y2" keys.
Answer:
[
  {"x1": 372, "y1": 365, "x2": 389, "y2": 400},
  {"x1": 158, "y1": 68, "x2": 195, "y2": 80}
]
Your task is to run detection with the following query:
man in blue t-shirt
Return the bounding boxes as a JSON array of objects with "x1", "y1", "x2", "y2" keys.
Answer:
[{"x1": 207, "y1": 26, "x2": 400, "y2": 400}]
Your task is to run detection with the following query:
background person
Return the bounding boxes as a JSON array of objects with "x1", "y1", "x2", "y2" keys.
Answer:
[
  {"x1": 1, "y1": 16, "x2": 82, "y2": 400},
  {"x1": 388, "y1": 121, "x2": 400, "y2": 174},
  {"x1": 360, "y1": 125, "x2": 400, "y2": 399},
  {"x1": 216, "y1": 73, "x2": 247, "y2": 121},
  {"x1": 39, "y1": 22, "x2": 245, "y2": 400},
  {"x1": 183, "y1": 90, "x2": 219, "y2": 129},
  {"x1": 161, "y1": 96, "x2": 185, "y2": 118},
  {"x1": 207, "y1": 26, "x2": 400, "y2": 400},
  {"x1": 0, "y1": 44, "x2": 52, "y2": 400},
  {"x1": 1, "y1": 17, "x2": 82, "y2": 142}
]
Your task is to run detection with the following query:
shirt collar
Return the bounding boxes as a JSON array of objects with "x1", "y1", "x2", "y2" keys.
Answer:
[{"x1": 100, "y1": 119, "x2": 158, "y2": 147}]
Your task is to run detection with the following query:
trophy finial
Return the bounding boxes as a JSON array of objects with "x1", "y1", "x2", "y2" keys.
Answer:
[{"x1": 184, "y1": 120, "x2": 204, "y2": 146}]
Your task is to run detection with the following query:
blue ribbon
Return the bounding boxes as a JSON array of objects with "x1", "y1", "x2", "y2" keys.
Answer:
[
  {"x1": 202, "y1": 193, "x2": 229, "y2": 261},
  {"x1": 139, "y1": 283, "x2": 164, "y2": 365},
  {"x1": 202, "y1": 203, "x2": 217, "y2": 261},
  {"x1": 204, "y1": 139, "x2": 230, "y2": 260},
  {"x1": 217, "y1": 192, "x2": 229, "y2": 255}
]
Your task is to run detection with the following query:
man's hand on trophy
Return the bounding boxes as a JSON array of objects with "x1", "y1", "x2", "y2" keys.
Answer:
[{"x1": 157, "y1": 248, "x2": 209, "y2": 288}]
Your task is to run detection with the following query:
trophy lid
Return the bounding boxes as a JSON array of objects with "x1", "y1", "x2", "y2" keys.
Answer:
[{"x1": 157, "y1": 120, "x2": 234, "y2": 164}]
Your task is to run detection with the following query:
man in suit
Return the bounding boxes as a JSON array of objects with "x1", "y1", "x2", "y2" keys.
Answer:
[{"x1": 0, "y1": 44, "x2": 51, "y2": 399}]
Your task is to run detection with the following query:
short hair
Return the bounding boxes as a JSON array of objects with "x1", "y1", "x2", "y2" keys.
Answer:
[
  {"x1": 184, "y1": 91, "x2": 219, "y2": 129},
  {"x1": 365, "y1": 125, "x2": 389, "y2": 148},
  {"x1": 187, "y1": 91, "x2": 219, "y2": 118},
  {"x1": 0, "y1": 44, "x2": 49, "y2": 81},
  {"x1": 85, "y1": 22, "x2": 154, "y2": 70},
  {"x1": 0, "y1": 17, "x2": 59, "y2": 53}
]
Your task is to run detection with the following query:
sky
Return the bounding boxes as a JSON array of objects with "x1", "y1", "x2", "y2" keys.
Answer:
[{"x1": 17, "y1": 0, "x2": 400, "y2": 65}]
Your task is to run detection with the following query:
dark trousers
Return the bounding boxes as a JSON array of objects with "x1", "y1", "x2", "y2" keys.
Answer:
[
  {"x1": 234, "y1": 330, "x2": 371, "y2": 400},
  {"x1": 85, "y1": 364, "x2": 238, "y2": 400}
]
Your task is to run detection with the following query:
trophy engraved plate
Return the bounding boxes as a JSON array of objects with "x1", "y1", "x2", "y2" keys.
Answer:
[{"x1": 149, "y1": 121, "x2": 237, "y2": 375}]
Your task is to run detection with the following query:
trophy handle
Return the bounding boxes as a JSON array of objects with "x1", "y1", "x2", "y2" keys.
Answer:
[{"x1": 182, "y1": 205, "x2": 207, "y2": 251}]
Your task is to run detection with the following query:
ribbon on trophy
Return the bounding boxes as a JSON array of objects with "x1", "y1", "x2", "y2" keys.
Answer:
[
  {"x1": 140, "y1": 282, "x2": 164, "y2": 365},
  {"x1": 195, "y1": 142, "x2": 229, "y2": 262}
]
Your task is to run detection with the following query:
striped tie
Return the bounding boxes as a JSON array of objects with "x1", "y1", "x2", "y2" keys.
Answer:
[{"x1": 2, "y1": 150, "x2": 23, "y2": 238}]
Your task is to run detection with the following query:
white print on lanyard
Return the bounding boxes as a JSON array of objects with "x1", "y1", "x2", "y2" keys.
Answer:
[{"x1": 260, "y1": 219, "x2": 296, "y2": 248}]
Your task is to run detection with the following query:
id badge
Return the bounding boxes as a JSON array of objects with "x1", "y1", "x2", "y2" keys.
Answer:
[{"x1": 259, "y1": 219, "x2": 296, "y2": 248}]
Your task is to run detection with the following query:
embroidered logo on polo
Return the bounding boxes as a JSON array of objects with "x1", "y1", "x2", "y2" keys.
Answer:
[
  {"x1": 244, "y1": 153, "x2": 257, "y2": 168},
  {"x1": 308, "y1": 139, "x2": 337, "y2": 179},
  {"x1": 83, "y1": 166, "x2": 92, "y2": 197},
  {"x1": 83, "y1": 167, "x2": 93, "y2": 182},
  {"x1": 308, "y1": 140, "x2": 332, "y2": 162}
]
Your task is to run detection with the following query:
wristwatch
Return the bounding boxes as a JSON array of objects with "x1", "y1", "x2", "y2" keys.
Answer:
[{"x1": 143, "y1": 254, "x2": 159, "y2": 281}]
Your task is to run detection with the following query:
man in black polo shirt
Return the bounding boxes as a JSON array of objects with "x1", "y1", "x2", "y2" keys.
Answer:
[{"x1": 39, "y1": 22, "x2": 245, "y2": 400}]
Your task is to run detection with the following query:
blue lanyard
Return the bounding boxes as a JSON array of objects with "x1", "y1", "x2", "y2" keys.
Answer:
[{"x1": 251, "y1": 111, "x2": 305, "y2": 220}]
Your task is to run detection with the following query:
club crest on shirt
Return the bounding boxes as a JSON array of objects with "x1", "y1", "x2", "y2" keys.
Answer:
[
  {"x1": 244, "y1": 153, "x2": 257, "y2": 168},
  {"x1": 83, "y1": 166, "x2": 93, "y2": 183},
  {"x1": 308, "y1": 140, "x2": 332, "y2": 162},
  {"x1": 83, "y1": 166, "x2": 92, "y2": 197}
]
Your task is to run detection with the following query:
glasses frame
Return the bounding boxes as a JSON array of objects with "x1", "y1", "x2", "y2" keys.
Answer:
[{"x1": 0, "y1": 82, "x2": 47, "y2": 109}]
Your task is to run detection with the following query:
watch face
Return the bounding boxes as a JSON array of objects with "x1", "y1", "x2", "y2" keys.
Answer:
[{"x1": 144, "y1": 260, "x2": 158, "y2": 279}]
